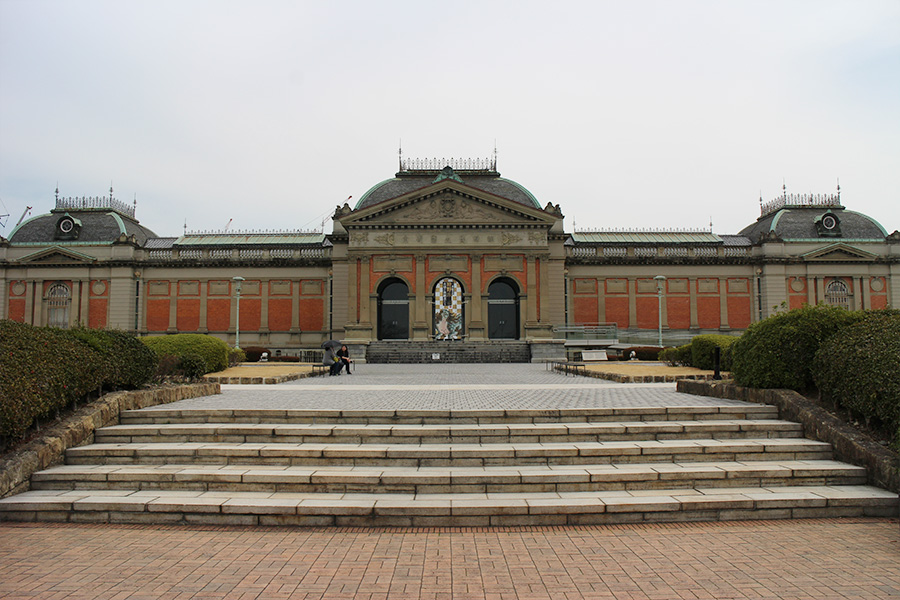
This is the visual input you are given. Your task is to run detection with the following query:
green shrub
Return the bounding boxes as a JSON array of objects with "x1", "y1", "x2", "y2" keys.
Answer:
[
  {"x1": 731, "y1": 304, "x2": 864, "y2": 391},
  {"x1": 690, "y1": 335, "x2": 738, "y2": 371},
  {"x1": 242, "y1": 346, "x2": 269, "y2": 362},
  {"x1": 229, "y1": 347, "x2": 246, "y2": 366},
  {"x1": 141, "y1": 334, "x2": 229, "y2": 375},
  {"x1": 177, "y1": 353, "x2": 208, "y2": 380},
  {"x1": 70, "y1": 327, "x2": 157, "y2": 390},
  {"x1": 0, "y1": 321, "x2": 101, "y2": 441},
  {"x1": 660, "y1": 344, "x2": 691, "y2": 366},
  {"x1": 813, "y1": 311, "x2": 900, "y2": 446}
]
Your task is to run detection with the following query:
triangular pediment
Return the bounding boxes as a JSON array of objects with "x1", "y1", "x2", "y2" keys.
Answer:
[
  {"x1": 341, "y1": 180, "x2": 556, "y2": 228},
  {"x1": 801, "y1": 243, "x2": 877, "y2": 262},
  {"x1": 17, "y1": 246, "x2": 98, "y2": 264}
]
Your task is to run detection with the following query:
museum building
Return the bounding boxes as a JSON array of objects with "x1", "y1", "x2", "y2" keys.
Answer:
[{"x1": 1, "y1": 157, "x2": 897, "y2": 361}]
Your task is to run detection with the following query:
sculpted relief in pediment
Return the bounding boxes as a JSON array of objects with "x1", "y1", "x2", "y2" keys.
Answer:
[{"x1": 393, "y1": 194, "x2": 512, "y2": 224}]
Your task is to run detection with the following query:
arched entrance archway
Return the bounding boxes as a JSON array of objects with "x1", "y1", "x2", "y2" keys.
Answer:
[
  {"x1": 487, "y1": 278, "x2": 519, "y2": 339},
  {"x1": 47, "y1": 282, "x2": 71, "y2": 328},
  {"x1": 377, "y1": 278, "x2": 409, "y2": 340},
  {"x1": 433, "y1": 277, "x2": 464, "y2": 340}
]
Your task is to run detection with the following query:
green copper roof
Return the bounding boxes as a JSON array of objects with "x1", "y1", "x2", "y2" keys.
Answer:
[
  {"x1": 572, "y1": 232, "x2": 722, "y2": 244},
  {"x1": 175, "y1": 232, "x2": 326, "y2": 246}
]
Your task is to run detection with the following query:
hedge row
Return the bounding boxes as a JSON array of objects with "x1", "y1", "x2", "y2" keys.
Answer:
[
  {"x1": 141, "y1": 334, "x2": 230, "y2": 375},
  {"x1": 730, "y1": 304, "x2": 866, "y2": 391},
  {"x1": 0, "y1": 321, "x2": 157, "y2": 442},
  {"x1": 658, "y1": 335, "x2": 736, "y2": 370},
  {"x1": 812, "y1": 311, "x2": 900, "y2": 446}
]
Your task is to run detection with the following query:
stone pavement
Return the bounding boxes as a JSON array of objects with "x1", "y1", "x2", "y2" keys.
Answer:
[{"x1": 2, "y1": 364, "x2": 898, "y2": 598}]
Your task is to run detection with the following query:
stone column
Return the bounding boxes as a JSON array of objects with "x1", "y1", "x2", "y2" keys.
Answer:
[
  {"x1": 347, "y1": 257, "x2": 359, "y2": 325},
  {"x1": 525, "y1": 256, "x2": 538, "y2": 324},
  {"x1": 167, "y1": 280, "x2": 177, "y2": 332},
  {"x1": 469, "y1": 254, "x2": 484, "y2": 339},
  {"x1": 290, "y1": 278, "x2": 301, "y2": 333},
  {"x1": 719, "y1": 277, "x2": 729, "y2": 330},
  {"x1": 860, "y1": 276, "x2": 870, "y2": 310},
  {"x1": 259, "y1": 279, "x2": 270, "y2": 334},
  {"x1": 628, "y1": 277, "x2": 637, "y2": 329},
  {"x1": 199, "y1": 279, "x2": 208, "y2": 332},
  {"x1": 359, "y1": 257, "x2": 371, "y2": 327},
  {"x1": 689, "y1": 277, "x2": 698, "y2": 329},
  {"x1": 807, "y1": 276, "x2": 816, "y2": 306},
  {"x1": 413, "y1": 254, "x2": 428, "y2": 339}
]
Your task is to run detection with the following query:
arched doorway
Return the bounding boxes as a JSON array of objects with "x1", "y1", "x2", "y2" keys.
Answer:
[
  {"x1": 47, "y1": 282, "x2": 71, "y2": 328},
  {"x1": 433, "y1": 277, "x2": 464, "y2": 340},
  {"x1": 825, "y1": 279, "x2": 850, "y2": 309},
  {"x1": 378, "y1": 278, "x2": 409, "y2": 340},
  {"x1": 487, "y1": 278, "x2": 519, "y2": 339}
]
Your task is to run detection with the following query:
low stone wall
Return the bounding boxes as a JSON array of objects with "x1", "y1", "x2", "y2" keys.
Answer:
[
  {"x1": 204, "y1": 370, "x2": 325, "y2": 384},
  {"x1": 677, "y1": 380, "x2": 900, "y2": 494},
  {"x1": 0, "y1": 383, "x2": 219, "y2": 499}
]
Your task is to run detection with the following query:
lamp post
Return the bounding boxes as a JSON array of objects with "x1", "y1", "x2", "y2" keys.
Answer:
[
  {"x1": 654, "y1": 275, "x2": 666, "y2": 347},
  {"x1": 232, "y1": 276, "x2": 245, "y2": 349}
]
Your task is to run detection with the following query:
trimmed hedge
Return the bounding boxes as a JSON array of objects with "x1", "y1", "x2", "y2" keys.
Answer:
[
  {"x1": 660, "y1": 344, "x2": 692, "y2": 366},
  {"x1": 813, "y1": 311, "x2": 900, "y2": 446},
  {"x1": 730, "y1": 304, "x2": 864, "y2": 391},
  {"x1": 0, "y1": 321, "x2": 156, "y2": 442},
  {"x1": 690, "y1": 335, "x2": 737, "y2": 371},
  {"x1": 141, "y1": 334, "x2": 230, "y2": 374}
]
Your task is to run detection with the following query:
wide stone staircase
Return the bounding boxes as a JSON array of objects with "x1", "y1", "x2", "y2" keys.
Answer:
[
  {"x1": 365, "y1": 341, "x2": 532, "y2": 364},
  {"x1": 2, "y1": 402, "x2": 896, "y2": 526}
]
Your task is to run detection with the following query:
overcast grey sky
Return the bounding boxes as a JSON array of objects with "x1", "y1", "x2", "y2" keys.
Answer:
[{"x1": 1, "y1": 0, "x2": 898, "y2": 237}]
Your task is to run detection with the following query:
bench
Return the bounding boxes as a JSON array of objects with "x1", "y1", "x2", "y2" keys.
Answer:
[
  {"x1": 311, "y1": 364, "x2": 330, "y2": 376},
  {"x1": 549, "y1": 361, "x2": 587, "y2": 377}
]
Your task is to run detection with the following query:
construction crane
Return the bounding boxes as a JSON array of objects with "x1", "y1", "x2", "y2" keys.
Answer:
[{"x1": 16, "y1": 206, "x2": 33, "y2": 227}]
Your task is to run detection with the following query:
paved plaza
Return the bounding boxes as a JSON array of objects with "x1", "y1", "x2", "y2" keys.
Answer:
[{"x1": 1, "y1": 363, "x2": 898, "y2": 599}]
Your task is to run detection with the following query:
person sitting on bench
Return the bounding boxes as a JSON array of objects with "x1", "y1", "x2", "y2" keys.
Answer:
[{"x1": 336, "y1": 344, "x2": 352, "y2": 374}]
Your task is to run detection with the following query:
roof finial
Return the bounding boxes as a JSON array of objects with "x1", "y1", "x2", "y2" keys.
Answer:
[
  {"x1": 759, "y1": 190, "x2": 763, "y2": 210},
  {"x1": 492, "y1": 140, "x2": 498, "y2": 171},
  {"x1": 55, "y1": 183, "x2": 59, "y2": 202},
  {"x1": 110, "y1": 181, "x2": 114, "y2": 199},
  {"x1": 782, "y1": 179, "x2": 787, "y2": 199},
  {"x1": 398, "y1": 139, "x2": 403, "y2": 171},
  {"x1": 709, "y1": 216, "x2": 713, "y2": 232},
  {"x1": 836, "y1": 178, "x2": 841, "y2": 200}
]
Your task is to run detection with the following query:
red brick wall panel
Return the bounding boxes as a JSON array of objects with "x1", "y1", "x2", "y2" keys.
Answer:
[
  {"x1": 299, "y1": 298, "x2": 324, "y2": 331},
  {"x1": 147, "y1": 299, "x2": 170, "y2": 332},
  {"x1": 268, "y1": 298, "x2": 292, "y2": 331},
  {"x1": 239, "y1": 299, "x2": 261, "y2": 332},
  {"x1": 176, "y1": 299, "x2": 200, "y2": 332},
  {"x1": 696, "y1": 297, "x2": 720, "y2": 329},
  {"x1": 8, "y1": 299, "x2": 26, "y2": 322},
  {"x1": 727, "y1": 296, "x2": 752, "y2": 329},
  {"x1": 605, "y1": 297, "x2": 629, "y2": 328},
  {"x1": 636, "y1": 296, "x2": 659, "y2": 330},
  {"x1": 88, "y1": 299, "x2": 108, "y2": 328},
  {"x1": 667, "y1": 296, "x2": 691, "y2": 329},
  {"x1": 207, "y1": 299, "x2": 231, "y2": 331},
  {"x1": 572, "y1": 296, "x2": 598, "y2": 324}
]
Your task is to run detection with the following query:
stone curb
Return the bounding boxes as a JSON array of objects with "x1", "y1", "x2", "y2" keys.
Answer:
[
  {"x1": 563, "y1": 367, "x2": 723, "y2": 384},
  {"x1": 677, "y1": 380, "x2": 900, "y2": 494},
  {"x1": 204, "y1": 369, "x2": 326, "y2": 385},
  {"x1": 0, "y1": 383, "x2": 219, "y2": 499}
]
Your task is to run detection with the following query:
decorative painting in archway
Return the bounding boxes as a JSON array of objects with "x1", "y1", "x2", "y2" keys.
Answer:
[{"x1": 433, "y1": 277, "x2": 463, "y2": 340}]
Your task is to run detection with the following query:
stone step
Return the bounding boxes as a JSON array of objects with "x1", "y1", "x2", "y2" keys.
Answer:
[
  {"x1": 97, "y1": 420, "x2": 799, "y2": 445},
  {"x1": 29, "y1": 460, "x2": 866, "y2": 494},
  {"x1": 120, "y1": 405, "x2": 780, "y2": 424},
  {"x1": 3, "y1": 485, "x2": 895, "y2": 526},
  {"x1": 67, "y1": 438, "x2": 831, "y2": 467}
]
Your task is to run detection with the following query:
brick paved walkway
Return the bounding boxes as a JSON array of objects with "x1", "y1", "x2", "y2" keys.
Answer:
[{"x1": 1, "y1": 519, "x2": 898, "y2": 599}]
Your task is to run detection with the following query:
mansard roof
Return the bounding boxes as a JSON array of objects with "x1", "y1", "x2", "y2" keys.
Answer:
[
  {"x1": 355, "y1": 160, "x2": 541, "y2": 211},
  {"x1": 739, "y1": 193, "x2": 887, "y2": 242},
  {"x1": 8, "y1": 193, "x2": 157, "y2": 246}
]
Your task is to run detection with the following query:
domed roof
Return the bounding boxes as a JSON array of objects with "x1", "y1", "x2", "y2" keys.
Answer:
[
  {"x1": 9, "y1": 207, "x2": 158, "y2": 245},
  {"x1": 355, "y1": 165, "x2": 541, "y2": 211},
  {"x1": 739, "y1": 195, "x2": 887, "y2": 242}
]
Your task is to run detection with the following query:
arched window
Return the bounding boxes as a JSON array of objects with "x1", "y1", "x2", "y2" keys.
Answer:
[
  {"x1": 377, "y1": 278, "x2": 409, "y2": 340},
  {"x1": 47, "y1": 283, "x2": 71, "y2": 328},
  {"x1": 433, "y1": 277, "x2": 464, "y2": 340},
  {"x1": 487, "y1": 278, "x2": 519, "y2": 339},
  {"x1": 825, "y1": 279, "x2": 850, "y2": 309}
]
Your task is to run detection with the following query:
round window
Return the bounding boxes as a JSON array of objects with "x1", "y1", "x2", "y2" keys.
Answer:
[
  {"x1": 58, "y1": 217, "x2": 74, "y2": 233},
  {"x1": 823, "y1": 215, "x2": 837, "y2": 230}
]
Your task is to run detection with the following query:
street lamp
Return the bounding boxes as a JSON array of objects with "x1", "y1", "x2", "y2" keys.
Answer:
[
  {"x1": 232, "y1": 276, "x2": 245, "y2": 349},
  {"x1": 654, "y1": 275, "x2": 666, "y2": 347}
]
